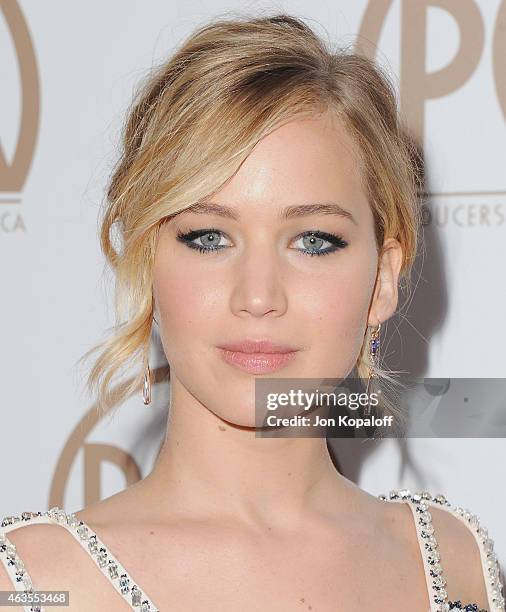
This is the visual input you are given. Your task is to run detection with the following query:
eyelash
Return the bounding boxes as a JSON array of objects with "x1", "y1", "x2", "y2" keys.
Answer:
[{"x1": 175, "y1": 228, "x2": 348, "y2": 257}]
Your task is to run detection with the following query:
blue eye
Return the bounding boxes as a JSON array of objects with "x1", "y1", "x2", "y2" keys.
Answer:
[
  {"x1": 176, "y1": 228, "x2": 230, "y2": 253},
  {"x1": 293, "y1": 231, "x2": 348, "y2": 256},
  {"x1": 176, "y1": 228, "x2": 348, "y2": 256}
]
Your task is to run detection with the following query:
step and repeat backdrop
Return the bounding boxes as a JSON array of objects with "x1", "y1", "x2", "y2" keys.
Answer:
[{"x1": 1, "y1": 0, "x2": 505, "y2": 563}]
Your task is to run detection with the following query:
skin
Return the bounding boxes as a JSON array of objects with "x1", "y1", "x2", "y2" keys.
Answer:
[
  {"x1": 0, "y1": 111, "x2": 489, "y2": 611},
  {"x1": 140, "y1": 111, "x2": 403, "y2": 532}
]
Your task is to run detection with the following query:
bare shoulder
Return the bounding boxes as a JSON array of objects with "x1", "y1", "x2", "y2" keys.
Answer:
[
  {"x1": 427, "y1": 496, "x2": 503, "y2": 610},
  {"x1": 72, "y1": 478, "x2": 152, "y2": 527},
  {"x1": 380, "y1": 489, "x2": 504, "y2": 611},
  {"x1": 0, "y1": 518, "x2": 125, "y2": 611}
]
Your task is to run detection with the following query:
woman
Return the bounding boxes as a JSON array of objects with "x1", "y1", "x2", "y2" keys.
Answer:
[{"x1": 0, "y1": 12, "x2": 503, "y2": 612}]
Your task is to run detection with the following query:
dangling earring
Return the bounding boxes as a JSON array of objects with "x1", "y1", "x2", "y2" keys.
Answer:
[
  {"x1": 143, "y1": 313, "x2": 156, "y2": 405},
  {"x1": 143, "y1": 361, "x2": 152, "y2": 405},
  {"x1": 364, "y1": 322, "x2": 381, "y2": 416}
]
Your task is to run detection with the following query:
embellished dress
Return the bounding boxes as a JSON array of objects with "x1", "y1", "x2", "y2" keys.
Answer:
[{"x1": 0, "y1": 489, "x2": 504, "y2": 612}]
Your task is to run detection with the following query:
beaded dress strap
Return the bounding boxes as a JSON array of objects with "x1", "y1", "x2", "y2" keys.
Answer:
[
  {"x1": 1, "y1": 507, "x2": 159, "y2": 612},
  {"x1": 378, "y1": 489, "x2": 505, "y2": 612},
  {"x1": 0, "y1": 512, "x2": 48, "y2": 612}
]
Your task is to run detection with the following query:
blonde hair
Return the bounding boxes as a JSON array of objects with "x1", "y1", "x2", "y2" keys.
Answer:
[{"x1": 80, "y1": 12, "x2": 422, "y2": 424}]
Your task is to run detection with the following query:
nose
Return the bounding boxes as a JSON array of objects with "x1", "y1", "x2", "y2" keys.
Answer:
[{"x1": 229, "y1": 244, "x2": 289, "y2": 318}]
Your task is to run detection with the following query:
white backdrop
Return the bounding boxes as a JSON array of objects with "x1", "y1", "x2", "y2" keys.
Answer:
[{"x1": 1, "y1": 0, "x2": 505, "y2": 570}]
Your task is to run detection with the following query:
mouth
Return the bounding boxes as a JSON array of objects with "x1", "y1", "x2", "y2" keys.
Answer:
[
  {"x1": 218, "y1": 349, "x2": 298, "y2": 374},
  {"x1": 216, "y1": 339, "x2": 300, "y2": 374}
]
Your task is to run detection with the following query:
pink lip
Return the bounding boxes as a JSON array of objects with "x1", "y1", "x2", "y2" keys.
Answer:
[{"x1": 217, "y1": 339, "x2": 300, "y2": 374}]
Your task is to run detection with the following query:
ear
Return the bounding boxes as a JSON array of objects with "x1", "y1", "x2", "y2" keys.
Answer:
[{"x1": 368, "y1": 237, "x2": 403, "y2": 326}]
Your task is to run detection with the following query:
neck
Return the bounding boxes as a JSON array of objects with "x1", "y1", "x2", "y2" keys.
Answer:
[{"x1": 143, "y1": 378, "x2": 358, "y2": 529}]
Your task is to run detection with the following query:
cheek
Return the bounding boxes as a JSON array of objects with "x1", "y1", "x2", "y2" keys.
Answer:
[
  {"x1": 153, "y1": 262, "x2": 222, "y2": 359},
  {"x1": 299, "y1": 256, "x2": 377, "y2": 366}
]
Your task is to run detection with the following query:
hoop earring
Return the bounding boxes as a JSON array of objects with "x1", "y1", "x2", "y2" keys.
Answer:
[
  {"x1": 364, "y1": 322, "x2": 381, "y2": 416},
  {"x1": 143, "y1": 361, "x2": 152, "y2": 405}
]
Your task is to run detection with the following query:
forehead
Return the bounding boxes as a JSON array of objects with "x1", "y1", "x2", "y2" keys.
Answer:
[{"x1": 199, "y1": 112, "x2": 370, "y2": 223}]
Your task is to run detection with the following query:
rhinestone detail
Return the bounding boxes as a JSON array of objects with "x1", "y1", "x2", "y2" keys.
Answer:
[
  {"x1": 0, "y1": 507, "x2": 159, "y2": 612},
  {"x1": 0, "y1": 510, "x2": 45, "y2": 612},
  {"x1": 45, "y1": 506, "x2": 159, "y2": 610},
  {"x1": 378, "y1": 489, "x2": 505, "y2": 612}
]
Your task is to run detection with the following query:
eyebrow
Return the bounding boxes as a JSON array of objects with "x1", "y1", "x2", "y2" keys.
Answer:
[{"x1": 181, "y1": 201, "x2": 358, "y2": 225}]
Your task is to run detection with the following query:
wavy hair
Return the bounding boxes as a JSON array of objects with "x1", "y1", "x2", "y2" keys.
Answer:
[{"x1": 79, "y1": 11, "x2": 423, "y2": 423}]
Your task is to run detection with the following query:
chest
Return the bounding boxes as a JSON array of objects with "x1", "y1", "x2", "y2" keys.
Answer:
[{"x1": 65, "y1": 524, "x2": 431, "y2": 612}]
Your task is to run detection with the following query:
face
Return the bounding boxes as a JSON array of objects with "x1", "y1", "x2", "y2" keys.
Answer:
[{"x1": 153, "y1": 111, "x2": 402, "y2": 427}]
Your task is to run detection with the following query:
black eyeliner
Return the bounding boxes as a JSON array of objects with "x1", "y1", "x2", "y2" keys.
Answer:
[{"x1": 176, "y1": 227, "x2": 348, "y2": 256}]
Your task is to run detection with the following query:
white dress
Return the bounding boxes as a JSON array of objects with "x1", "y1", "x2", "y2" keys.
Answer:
[{"x1": 0, "y1": 488, "x2": 504, "y2": 612}]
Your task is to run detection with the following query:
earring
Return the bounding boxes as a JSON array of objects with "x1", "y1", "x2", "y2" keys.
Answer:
[
  {"x1": 363, "y1": 322, "x2": 381, "y2": 416},
  {"x1": 143, "y1": 361, "x2": 152, "y2": 405}
]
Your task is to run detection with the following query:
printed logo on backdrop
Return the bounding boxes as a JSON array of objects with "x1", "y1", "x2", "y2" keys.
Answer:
[
  {"x1": 357, "y1": 0, "x2": 506, "y2": 228},
  {"x1": 49, "y1": 366, "x2": 169, "y2": 508},
  {"x1": 0, "y1": 0, "x2": 40, "y2": 233}
]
